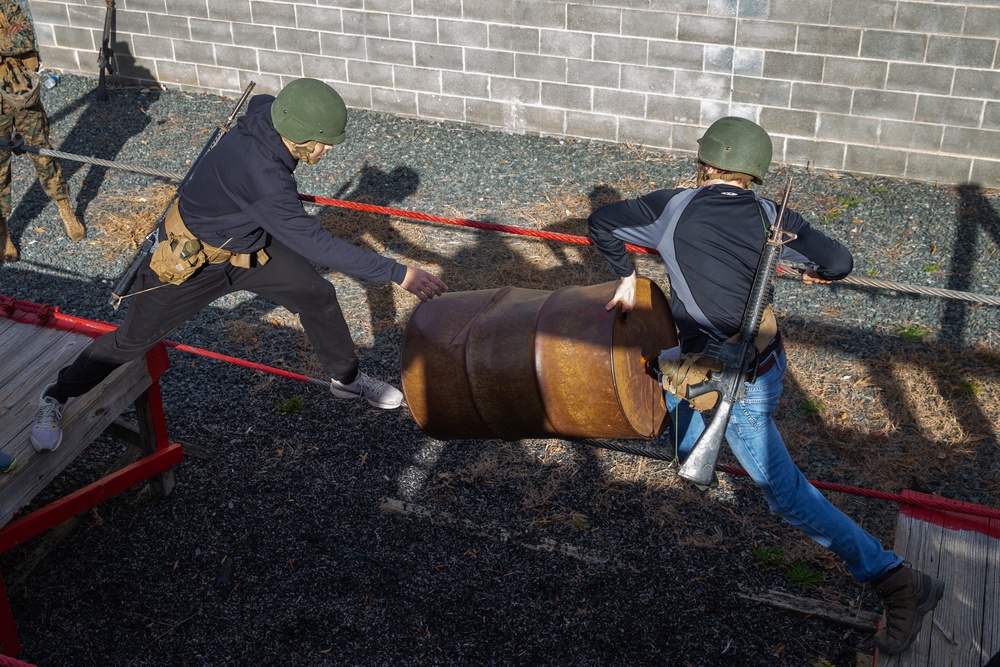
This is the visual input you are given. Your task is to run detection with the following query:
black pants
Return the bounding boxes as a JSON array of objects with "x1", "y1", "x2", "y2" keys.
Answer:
[{"x1": 50, "y1": 238, "x2": 358, "y2": 401}]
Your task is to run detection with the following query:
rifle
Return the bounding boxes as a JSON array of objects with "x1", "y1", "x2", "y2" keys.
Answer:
[
  {"x1": 97, "y1": 0, "x2": 115, "y2": 101},
  {"x1": 108, "y1": 81, "x2": 257, "y2": 309},
  {"x1": 677, "y1": 176, "x2": 797, "y2": 487}
]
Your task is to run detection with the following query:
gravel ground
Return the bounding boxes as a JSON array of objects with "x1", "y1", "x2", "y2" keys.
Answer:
[{"x1": 2, "y1": 74, "x2": 999, "y2": 667}]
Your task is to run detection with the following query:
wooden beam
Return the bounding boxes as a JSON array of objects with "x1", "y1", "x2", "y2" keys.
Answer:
[{"x1": 738, "y1": 589, "x2": 880, "y2": 631}]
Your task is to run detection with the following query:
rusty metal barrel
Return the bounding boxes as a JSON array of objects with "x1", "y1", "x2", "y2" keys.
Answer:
[{"x1": 400, "y1": 277, "x2": 677, "y2": 441}]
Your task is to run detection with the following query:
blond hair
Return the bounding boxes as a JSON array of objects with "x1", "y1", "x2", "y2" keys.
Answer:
[{"x1": 697, "y1": 162, "x2": 753, "y2": 188}]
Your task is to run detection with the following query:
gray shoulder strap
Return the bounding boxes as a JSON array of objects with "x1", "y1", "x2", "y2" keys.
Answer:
[{"x1": 654, "y1": 188, "x2": 729, "y2": 340}]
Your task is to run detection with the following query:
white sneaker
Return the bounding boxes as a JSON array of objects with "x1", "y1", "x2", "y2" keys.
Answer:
[
  {"x1": 31, "y1": 389, "x2": 64, "y2": 452},
  {"x1": 330, "y1": 372, "x2": 403, "y2": 409}
]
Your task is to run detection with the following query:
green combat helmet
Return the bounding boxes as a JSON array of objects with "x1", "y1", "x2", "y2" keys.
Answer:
[
  {"x1": 270, "y1": 78, "x2": 347, "y2": 145},
  {"x1": 697, "y1": 116, "x2": 772, "y2": 184}
]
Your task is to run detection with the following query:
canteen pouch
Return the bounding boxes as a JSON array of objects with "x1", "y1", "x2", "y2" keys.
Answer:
[
  {"x1": 149, "y1": 234, "x2": 206, "y2": 285},
  {"x1": 658, "y1": 352, "x2": 723, "y2": 412},
  {"x1": 0, "y1": 57, "x2": 40, "y2": 110}
]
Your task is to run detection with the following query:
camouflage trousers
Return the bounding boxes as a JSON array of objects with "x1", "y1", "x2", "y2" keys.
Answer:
[{"x1": 0, "y1": 100, "x2": 69, "y2": 219}]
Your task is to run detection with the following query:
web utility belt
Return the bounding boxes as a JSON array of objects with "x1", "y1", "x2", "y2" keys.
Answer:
[
  {"x1": 658, "y1": 306, "x2": 782, "y2": 412},
  {"x1": 149, "y1": 202, "x2": 269, "y2": 285}
]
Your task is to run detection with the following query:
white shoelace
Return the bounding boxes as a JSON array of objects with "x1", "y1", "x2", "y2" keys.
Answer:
[
  {"x1": 35, "y1": 396, "x2": 63, "y2": 429},
  {"x1": 357, "y1": 373, "x2": 386, "y2": 396}
]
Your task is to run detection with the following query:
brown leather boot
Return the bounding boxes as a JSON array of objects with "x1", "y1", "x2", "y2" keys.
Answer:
[
  {"x1": 0, "y1": 215, "x2": 19, "y2": 262},
  {"x1": 873, "y1": 563, "x2": 944, "y2": 655},
  {"x1": 57, "y1": 198, "x2": 86, "y2": 242}
]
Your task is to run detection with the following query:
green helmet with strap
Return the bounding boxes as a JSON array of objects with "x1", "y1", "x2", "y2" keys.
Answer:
[
  {"x1": 697, "y1": 116, "x2": 772, "y2": 184},
  {"x1": 270, "y1": 78, "x2": 347, "y2": 145}
]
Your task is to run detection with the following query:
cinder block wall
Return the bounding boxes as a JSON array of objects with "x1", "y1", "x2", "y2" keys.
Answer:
[{"x1": 29, "y1": 0, "x2": 1000, "y2": 189}]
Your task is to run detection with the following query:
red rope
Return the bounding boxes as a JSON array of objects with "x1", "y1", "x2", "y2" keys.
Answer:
[
  {"x1": 0, "y1": 295, "x2": 327, "y2": 388},
  {"x1": 717, "y1": 464, "x2": 1000, "y2": 521},
  {"x1": 298, "y1": 194, "x2": 660, "y2": 256},
  {"x1": 0, "y1": 655, "x2": 39, "y2": 667},
  {"x1": 162, "y1": 341, "x2": 325, "y2": 386},
  {"x1": 6, "y1": 213, "x2": 1000, "y2": 523}
]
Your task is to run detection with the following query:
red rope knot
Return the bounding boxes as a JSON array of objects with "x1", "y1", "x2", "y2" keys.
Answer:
[{"x1": 0, "y1": 295, "x2": 58, "y2": 324}]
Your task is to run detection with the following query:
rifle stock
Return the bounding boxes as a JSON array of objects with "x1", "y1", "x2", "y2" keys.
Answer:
[
  {"x1": 677, "y1": 176, "x2": 795, "y2": 486},
  {"x1": 108, "y1": 81, "x2": 257, "y2": 309},
  {"x1": 679, "y1": 395, "x2": 734, "y2": 485},
  {"x1": 678, "y1": 335, "x2": 755, "y2": 486}
]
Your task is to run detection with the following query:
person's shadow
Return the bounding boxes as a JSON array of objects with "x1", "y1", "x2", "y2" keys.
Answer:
[
  {"x1": 941, "y1": 184, "x2": 1000, "y2": 347},
  {"x1": 6, "y1": 42, "x2": 160, "y2": 252},
  {"x1": 317, "y1": 163, "x2": 446, "y2": 336},
  {"x1": 536, "y1": 184, "x2": 624, "y2": 282}
]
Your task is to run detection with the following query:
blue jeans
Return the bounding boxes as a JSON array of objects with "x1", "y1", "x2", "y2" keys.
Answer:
[{"x1": 663, "y1": 350, "x2": 902, "y2": 583}]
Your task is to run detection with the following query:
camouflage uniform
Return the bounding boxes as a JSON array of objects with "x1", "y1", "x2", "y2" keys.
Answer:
[{"x1": 0, "y1": 0, "x2": 82, "y2": 261}]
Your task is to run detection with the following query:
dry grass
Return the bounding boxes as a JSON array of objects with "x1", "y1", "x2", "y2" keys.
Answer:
[
  {"x1": 219, "y1": 320, "x2": 260, "y2": 354},
  {"x1": 782, "y1": 334, "x2": 1000, "y2": 501},
  {"x1": 89, "y1": 184, "x2": 177, "y2": 257}
]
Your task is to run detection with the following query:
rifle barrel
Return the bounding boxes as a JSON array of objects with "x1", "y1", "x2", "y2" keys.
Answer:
[{"x1": 97, "y1": 1, "x2": 114, "y2": 100}]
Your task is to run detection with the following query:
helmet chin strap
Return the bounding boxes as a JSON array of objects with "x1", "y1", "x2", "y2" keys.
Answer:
[{"x1": 281, "y1": 137, "x2": 320, "y2": 164}]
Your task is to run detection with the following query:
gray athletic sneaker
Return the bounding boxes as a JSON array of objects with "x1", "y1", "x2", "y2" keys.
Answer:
[
  {"x1": 330, "y1": 372, "x2": 403, "y2": 409},
  {"x1": 31, "y1": 389, "x2": 64, "y2": 452}
]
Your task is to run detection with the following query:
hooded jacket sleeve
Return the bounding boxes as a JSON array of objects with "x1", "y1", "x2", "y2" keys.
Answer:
[{"x1": 249, "y1": 188, "x2": 407, "y2": 284}]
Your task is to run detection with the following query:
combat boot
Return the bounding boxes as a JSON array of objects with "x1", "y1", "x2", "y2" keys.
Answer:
[
  {"x1": 56, "y1": 198, "x2": 85, "y2": 242},
  {"x1": 873, "y1": 563, "x2": 944, "y2": 655},
  {"x1": 0, "y1": 216, "x2": 18, "y2": 262}
]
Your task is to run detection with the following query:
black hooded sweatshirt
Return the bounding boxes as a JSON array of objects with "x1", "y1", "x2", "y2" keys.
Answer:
[{"x1": 177, "y1": 94, "x2": 406, "y2": 284}]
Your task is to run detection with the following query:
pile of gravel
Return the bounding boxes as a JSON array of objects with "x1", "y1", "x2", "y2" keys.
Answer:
[{"x1": 1, "y1": 74, "x2": 998, "y2": 667}]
